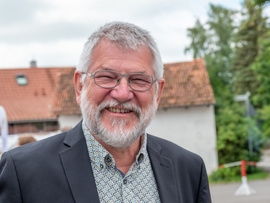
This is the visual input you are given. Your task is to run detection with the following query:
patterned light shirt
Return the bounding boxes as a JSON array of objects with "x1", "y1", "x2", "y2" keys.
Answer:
[{"x1": 82, "y1": 122, "x2": 160, "y2": 202}]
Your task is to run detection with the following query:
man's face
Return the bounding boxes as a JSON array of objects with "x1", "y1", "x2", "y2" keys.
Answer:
[{"x1": 75, "y1": 39, "x2": 164, "y2": 148}]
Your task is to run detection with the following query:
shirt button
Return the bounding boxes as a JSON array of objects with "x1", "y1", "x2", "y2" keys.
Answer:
[
  {"x1": 106, "y1": 157, "x2": 112, "y2": 162},
  {"x1": 138, "y1": 154, "x2": 144, "y2": 163},
  {"x1": 100, "y1": 164, "x2": 104, "y2": 168},
  {"x1": 123, "y1": 179, "x2": 127, "y2": 184}
]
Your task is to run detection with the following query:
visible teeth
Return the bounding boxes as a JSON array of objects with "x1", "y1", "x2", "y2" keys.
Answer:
[{"x1": 108, "y1": 107, "x2": 131, "y2": 113}]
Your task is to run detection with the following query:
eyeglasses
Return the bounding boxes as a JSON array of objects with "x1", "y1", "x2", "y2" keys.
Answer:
[{"x1": 82, "y1": 70, "x2": 157, "y2": 91}]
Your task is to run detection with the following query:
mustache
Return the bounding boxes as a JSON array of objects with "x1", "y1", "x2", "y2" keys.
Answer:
[{"x1": 97, "y1": 99, "x2": 142, "y2": 116}]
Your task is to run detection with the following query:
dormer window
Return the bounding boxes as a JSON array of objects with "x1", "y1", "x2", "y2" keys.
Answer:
[{"x1": 16, "y1": 74, "x2": 28, "y2": 85}]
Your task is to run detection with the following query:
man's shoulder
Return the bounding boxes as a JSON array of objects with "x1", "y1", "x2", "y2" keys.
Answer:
[
  {"x1": 147, "y1": 134, "x2": 203, "y2": 163},
  {"x1": 147, "y1": 133, "x2": 188, "y2": 152}
]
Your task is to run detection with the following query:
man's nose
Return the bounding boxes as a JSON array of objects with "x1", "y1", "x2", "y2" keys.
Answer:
[{"x1": 110, "y1": 77, "x2": 134, "y2": 102}]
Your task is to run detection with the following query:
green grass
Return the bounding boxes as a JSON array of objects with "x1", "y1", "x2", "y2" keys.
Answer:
[
  {"x1": 247, "y1": 171, "x2": 269, "y2": 180},
  {"x1": 209, "y1": 169, "x2": 269, "y2": 184}
]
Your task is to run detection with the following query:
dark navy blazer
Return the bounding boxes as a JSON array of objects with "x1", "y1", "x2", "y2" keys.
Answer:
[{"x1": 0, "y1": 121, "x2": 211, "y2": 202}]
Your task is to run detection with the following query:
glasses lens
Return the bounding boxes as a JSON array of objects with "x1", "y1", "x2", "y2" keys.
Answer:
[
  {"x1": 129, "y1": 74, "x2": 153, "y2": 91},
  {"x1": 94, "y1": 71, "x2": 118, "y2": 88}
]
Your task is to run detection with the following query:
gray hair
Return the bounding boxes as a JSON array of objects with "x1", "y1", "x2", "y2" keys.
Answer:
[{"x1": 77, "y1": 22, "x2": 164, "y2": 83}]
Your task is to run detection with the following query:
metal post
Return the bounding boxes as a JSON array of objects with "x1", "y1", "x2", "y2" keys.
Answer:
[{"x1": 235, "y1": 92, "x2": 253, "y2": 156}]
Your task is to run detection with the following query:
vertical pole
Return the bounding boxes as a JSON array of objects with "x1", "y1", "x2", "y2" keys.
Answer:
[
  {"x1": 0, "y1": 106, "x2": 8, "y2": 153},
  {"x1": 241, "y1": 160, "x2": 246, "y2": 177},
  {"x1": 235, "y1": 160, "x2": 256, "y2": 195},
  {"x1": 246, "y1": 99, "x2": 253, "y2": 156}
]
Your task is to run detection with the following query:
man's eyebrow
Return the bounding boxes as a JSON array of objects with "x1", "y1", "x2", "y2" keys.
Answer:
[
  {"x1": 99, "y1": 66, "x2": 149, "y2": 74},
  {"x1": 99, "y1": 66, "x2": 112, "y2": 70}
]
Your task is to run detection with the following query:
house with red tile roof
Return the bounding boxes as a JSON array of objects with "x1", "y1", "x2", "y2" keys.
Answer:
[
  {"x1": 0, "y1": 64, "x2": 74, "y2": 134},
  {"x1": 0, "y1": 58, "x2": 217, "y2": 172}
]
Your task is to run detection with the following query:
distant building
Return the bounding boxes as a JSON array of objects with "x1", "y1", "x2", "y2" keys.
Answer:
[{"x1": 0, "y1": 64, "x2": 75, "y2": 134}]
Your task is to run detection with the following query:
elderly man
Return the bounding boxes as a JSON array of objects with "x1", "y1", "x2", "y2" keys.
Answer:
[{"x1": 0, "y1": 22, "x2": 211, "y2": 202}]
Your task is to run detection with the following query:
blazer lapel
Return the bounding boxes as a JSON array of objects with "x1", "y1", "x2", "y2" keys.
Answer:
[
  {"x1": 59, "y1": 122, "x2": 100, "y2": 203},
  {"x1": 147, "y1": 135, "x2": 180, "y2": 203}
]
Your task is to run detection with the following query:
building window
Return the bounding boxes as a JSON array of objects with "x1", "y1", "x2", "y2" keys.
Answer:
[{"x1": 16, "y1": 74, "x2": 28, "y2": 85}]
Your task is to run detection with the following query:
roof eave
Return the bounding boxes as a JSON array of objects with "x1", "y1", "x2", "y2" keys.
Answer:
[
  {"x1": 8, "y1": 118, "x2": 58, "y2": 124},
  {"x1": 158, "y1": 102, "x2": 215, "y2": 110}
]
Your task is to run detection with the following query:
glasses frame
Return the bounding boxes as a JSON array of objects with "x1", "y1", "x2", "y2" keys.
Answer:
[{"x1": 81, "y1": 70, "x2": 157, "y2": 92}]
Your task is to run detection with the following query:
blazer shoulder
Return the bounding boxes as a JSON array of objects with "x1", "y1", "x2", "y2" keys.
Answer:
[{"x1": 147, "y1": 134, "x2": 204, "y2": 164}]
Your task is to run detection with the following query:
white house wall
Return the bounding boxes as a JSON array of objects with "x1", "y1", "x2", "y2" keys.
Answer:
[
  {"x1": 58, "y1": 115, "x2": 82, "y2": 130},
  {"x1": 147, "y1": 105, "x2": 218, "y2": 174}
]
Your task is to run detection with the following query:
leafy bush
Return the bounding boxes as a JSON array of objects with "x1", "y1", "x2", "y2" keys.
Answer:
[
  {"x1": 209, "y1": 166, "x2": 268, "y2": 183},
  {"x1": 209, "y1": 167, "x2": 241, "y2": 183}
]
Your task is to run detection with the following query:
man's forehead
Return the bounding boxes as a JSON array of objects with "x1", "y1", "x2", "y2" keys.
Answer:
[
  {"x1": 89, "y1": 39, "x2": 154, "y2": 73},
  {"x1": 94, "y1": 38, "x2": 149, "y2": 53}
]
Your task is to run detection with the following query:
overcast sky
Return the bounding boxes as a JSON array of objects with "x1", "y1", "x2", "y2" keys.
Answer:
[{"x1": 0, "y1": 0, "x2": 265, "y2": 69}]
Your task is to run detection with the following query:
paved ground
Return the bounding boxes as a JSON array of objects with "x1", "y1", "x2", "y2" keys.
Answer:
[
  {"x1": 210, "y1": 149, "x2": 270, "y2": 203},
  {"x1": 210, "y1": 178, "x2": 270, "y2": 203}
]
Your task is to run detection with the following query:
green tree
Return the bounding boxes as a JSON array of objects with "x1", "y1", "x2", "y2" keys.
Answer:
[
  {"x1": 185, "y1": 19, "x2": 207, "y2": 59},
  {"x1": 231, "y1": 0, "x2": 268, "y2": 95},
  {"x1": 252, "y1": 31, "x2": 270, "y2": 107},
  {"x1": 216, "y1": 103, "x2": 249, "y2": 164},
  {"x1": 258, "y1": 106, "x2": 270, "y2": 139},
  {"x1": 254, "y1": 0, "x2": 270, "y2": 6},
  {"x1": 185, "y1": 3, "x2": 264, "y2": 169},
  {"x1": 204, "y1": 4, "x2": 237, "y2": 108},
  {"x1": 252, "y1": 30, "x2": 270, "y2": 141},
  {"x1": 185, "y1": 4, "x2": 237, "y2": 107}
]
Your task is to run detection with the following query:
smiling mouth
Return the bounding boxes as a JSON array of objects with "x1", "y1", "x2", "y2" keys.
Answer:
[{"x1": 107, "y1": 107, "x2": 132, "y2": 113}]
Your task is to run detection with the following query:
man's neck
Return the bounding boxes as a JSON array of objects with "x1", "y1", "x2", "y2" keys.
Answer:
[{"x1": 93, "y1": 135, "x2": 142, "y2": 175}]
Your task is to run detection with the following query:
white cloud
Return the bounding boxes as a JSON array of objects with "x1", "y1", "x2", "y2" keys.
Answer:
[
  {"x1": 0, "y1": 39, "x2": 84, "y2": 68},
  {"x1": 0, "y1": 0, "x2": 260, "y2": 68}
]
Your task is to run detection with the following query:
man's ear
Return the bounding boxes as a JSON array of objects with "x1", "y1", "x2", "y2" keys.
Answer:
[
  {"x1": 155, "y1": 78, "x2": 165, "y2": 109},
  {"x1": 74, "y1": 70, "x2": 83, "y2": 106}
]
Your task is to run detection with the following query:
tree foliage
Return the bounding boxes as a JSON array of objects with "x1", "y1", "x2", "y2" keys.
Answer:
[
  {"x1": 216, "y1": 103, "x2": 249, "y2": 163},
  {"x1": 185, "y1": 2, "x2": 265, "y2": 170},
  {"x1": 258, "y1": 105, "x2": 270, "y2": 138},
  {"x1": 206, "y1": 4, "x2": 236, "y2": 87},
  {"x1": 231, "y1": 0, "x2": 268, "y2": 95},
  {"x1": 185, "y1": 4, "x2": 237, "y2": 107},
  {"x1": 185, "y1": 20, "x2": 207, "y2": 59},
  {"x1": 254, "y1": 0, "x2": 270, "y2": 6},
  {"x1": 252, "y1": 30, "x2": 270, "y2": 139},
  {"x1": 252, "y1": 31, "x2": 270, "y2": 107}
]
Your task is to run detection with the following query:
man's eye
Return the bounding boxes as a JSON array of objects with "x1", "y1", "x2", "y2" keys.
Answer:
[
  {"x1": 132, "y1": 78, "x2": 145, "y2": 81},
  {"x1": 131, "y1": 77, "x2": 151, "y2": 84},
  {"x1": 99, "y1": 75, "x2": 115, "y2": 79},
  {"x1": 96, "y1": 73, "x2": 117, "y2": 79}
]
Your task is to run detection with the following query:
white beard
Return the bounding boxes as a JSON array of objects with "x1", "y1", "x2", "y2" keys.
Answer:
[{"x1": 80, "y1": 89, "x2": 157, "y2": 148}]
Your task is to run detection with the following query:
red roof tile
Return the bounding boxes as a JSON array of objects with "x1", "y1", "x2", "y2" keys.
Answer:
[
  {"x1": 51, "y1": 68, "x2": 81, "y2": 116},
  {"x1": 0, "y1": 67, "x2": 74, "y2": 122},
  {"x1": 160, "y1": 58, "x2": 215, "y2": 108}
]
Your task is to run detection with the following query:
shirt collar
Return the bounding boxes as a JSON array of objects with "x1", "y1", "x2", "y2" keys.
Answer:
[{"x1": 82, "y1": 121, "x2": 147, "y2": 167}]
